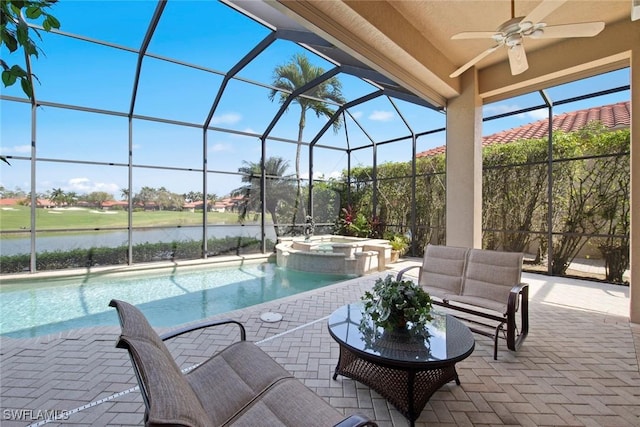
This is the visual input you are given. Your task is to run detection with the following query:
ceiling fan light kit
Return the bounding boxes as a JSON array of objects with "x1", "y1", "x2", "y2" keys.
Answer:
[{"x1": 449, "y1": 0, "x2": 606, "y2": 78}]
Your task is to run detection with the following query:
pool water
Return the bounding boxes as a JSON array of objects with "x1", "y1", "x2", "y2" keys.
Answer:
[{"x1": 0, "y1": 263, "x2": 353, "y2": 338}]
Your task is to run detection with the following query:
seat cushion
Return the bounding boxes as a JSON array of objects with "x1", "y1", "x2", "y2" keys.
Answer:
[
  {"x1": 419, "y1": 244, "x2": 469, "y2": 297},
  {"x1": 461, "y1": 249, "x2": 523, "y2": 310},
  {"x1": 444, "y1": 293, "x2": 508, "y2": 315},
  {"x1": 186, "y1": 341, "x2": 293, "y2": 426},
  {"x1": 226, "y1": 378, "x2": 344, "y2": 427}
]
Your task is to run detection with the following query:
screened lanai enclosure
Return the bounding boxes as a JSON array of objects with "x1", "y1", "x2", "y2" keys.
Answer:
[{"x1": 0, "y1": 0, "x2": 630, "y2": 284}]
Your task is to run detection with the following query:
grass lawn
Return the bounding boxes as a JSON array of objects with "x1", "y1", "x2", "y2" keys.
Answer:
[{"x1": 0, "y1": 206, "x2": 252, "y2": 233}]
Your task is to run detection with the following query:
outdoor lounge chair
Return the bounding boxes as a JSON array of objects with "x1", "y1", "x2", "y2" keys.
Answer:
[{"x1": 110, "y1": 299, "x2": 377, "y2": 427}]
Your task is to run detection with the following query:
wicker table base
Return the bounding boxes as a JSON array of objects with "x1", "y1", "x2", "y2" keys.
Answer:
[
  {"x1": 328, "y1": 304, "x2": 475, "y2": 427},
  {"x1": 333, "y1": 345, "x2": 459, "y2": 426}
]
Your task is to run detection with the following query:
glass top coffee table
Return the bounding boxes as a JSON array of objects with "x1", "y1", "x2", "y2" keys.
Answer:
[{"x1": 328, "y1": 303, "x2": 475, "y2": 426}]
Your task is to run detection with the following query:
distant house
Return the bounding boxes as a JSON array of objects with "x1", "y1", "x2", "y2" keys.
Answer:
[
  {"x1": 0, "y1": 197, "x2": 55, "y2": 208},
  {"x1": 102, "y1": 200, "x2": 129, "y2": 210},
  {"x1": 209, "y1": 196, "x2": 245, "y2": 213},
  {"x1": 183, "y1": 201, "x2": 204, "y2": 212},
  {"x1": 416, "y1": 101, "x2": 630, "y2": 159},
  {"x1": 211, "y1": 201, "x2": 228, "y2": 212},
  {"x1": 0, "y1": 198, "x2": 20, "y2": 207}
]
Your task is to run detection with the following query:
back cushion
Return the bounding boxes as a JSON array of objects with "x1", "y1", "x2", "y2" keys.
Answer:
[
  {"x1": 111, "y1": 299, "x2": 167, "y2": 349},
  {"x1": 121, "y1": 337, "x2": 211, "y2": 427},
  {"x1": 463, "y1": 249, "x2": 523, "y2": 303},
  {"x1": 419, "y1": 245, "x2": 469, "y2": 294}
]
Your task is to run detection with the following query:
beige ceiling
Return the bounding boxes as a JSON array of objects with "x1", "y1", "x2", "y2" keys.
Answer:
[
  {"x1": 269, "y1": 0, "x2": 637, "y2": 107},
  {"x1": 390, "y1": 1, "x2": 629, "y2": 68}
]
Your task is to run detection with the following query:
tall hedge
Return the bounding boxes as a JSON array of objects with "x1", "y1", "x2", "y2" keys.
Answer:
[
  {"x1": 0, "y1": 236, "x2": 270, "y2": 274},
  {"x1": 344, "y1": 124, "x2": 630, "y2": 282}
]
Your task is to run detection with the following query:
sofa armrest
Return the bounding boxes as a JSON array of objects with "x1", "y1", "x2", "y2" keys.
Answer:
[
  {"x1": 159, "y1": 319, "x2": 246, "y2": 342},
  {"x1": 333, "y1": 414, "x2": 378, "y2": 427},
  {"x1": 396, "y1": 264, "x2": 420, "y2": 281},
  {"x1": 506, "y1": 282, "x2": 529, "y2": 352},
  {"x1": 507, "y1": 282, "x2": 528, "y2": 313}
]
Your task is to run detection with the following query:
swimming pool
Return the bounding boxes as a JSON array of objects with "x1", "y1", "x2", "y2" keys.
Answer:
[{"x1": 0, "y1": 262, "x2": 353, "y2": 338}]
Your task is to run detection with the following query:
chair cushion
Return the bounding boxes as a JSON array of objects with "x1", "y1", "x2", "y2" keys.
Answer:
[
  {"x1": 120, "y1": 336, "x2": 211, "y2": 427},
  {"x1": 111, "y1": 299, "x2": 167, "y2": 348},
  {"x1": 186, "y1": 341, "x2": 293, "y2": 426},
  {"x1": 418, "y1": 244, "x2": 469, "y2": 298},
  {"x1": 461, "y1": 249, "x2": 523, "y2": 309},
  {"x1": 444, "y1": 294, "x2": 508, "y2": 315},
  {"x1": 111, "y1": 299, "x2": 182, "y2": 379},
  {"x1": 226, "y1": 378, "x2": 344, "y2": 427}
]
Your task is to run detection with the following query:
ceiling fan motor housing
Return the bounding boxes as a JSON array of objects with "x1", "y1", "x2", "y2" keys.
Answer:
[
  {"x1": 496, "y1": 17, "x2": 547, "y2": 46},
  {"x1": 449, "y1": 0, "x2": 606, "y2": 78}
]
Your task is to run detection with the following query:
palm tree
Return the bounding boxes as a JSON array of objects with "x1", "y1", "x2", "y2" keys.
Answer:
[
  {"x1": 50, "y1": 187, "x2": 65, "y2": 207},
  {"x1": 269, "y1": 52, "x2": 346, "y2": 229},
  {"x1": 232, "y1": 157, "x2": 293, "y2": 237},
  {"x1": 65, "y1": 191, "x2": 78, "y2": 206}
]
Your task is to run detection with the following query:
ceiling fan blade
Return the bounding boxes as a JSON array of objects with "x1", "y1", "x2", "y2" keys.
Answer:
[
  {"x1": 450, "y1": 45, "x2": 500, "y2": 78},
  {"x1": 522, "y1": 0, "x2": 567, "y2": 25},
  {"x1": 451, "y1": 31, "x2": 497, "y2": 40},
  {"x1": 508, "y1": 44, "x2": 529, "y2": 75},
  {"x1": 532, "y1": 22, "x2": 605, "y2": 38}
]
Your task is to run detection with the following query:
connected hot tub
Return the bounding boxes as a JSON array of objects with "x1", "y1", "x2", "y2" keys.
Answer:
[{"x1": 276, "y1": 235, "x2": 392, "y2": 276}]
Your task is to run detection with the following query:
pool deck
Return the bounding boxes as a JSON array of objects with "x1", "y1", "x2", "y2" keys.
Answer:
[{"x1": 1, "y1": 258, "x2": 638, "y2": 426}]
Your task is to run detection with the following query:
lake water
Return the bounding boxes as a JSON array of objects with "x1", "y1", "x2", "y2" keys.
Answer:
[{"x1": 1, "y1": 225, "x2": 277, "y2": 256}]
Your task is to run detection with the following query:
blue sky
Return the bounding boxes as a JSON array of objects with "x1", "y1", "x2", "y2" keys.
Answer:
[{"x1": 0, "y1": 0, "x2": 630, "y2": 199}]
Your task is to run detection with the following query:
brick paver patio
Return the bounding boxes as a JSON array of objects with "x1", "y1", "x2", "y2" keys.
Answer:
[{"x1": 1, "y1": 259, "x2": 638, "y2": 426}]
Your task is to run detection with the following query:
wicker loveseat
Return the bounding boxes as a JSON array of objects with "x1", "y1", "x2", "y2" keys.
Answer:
[
  {"x1": 110, "y1": 299, "x2": 377, "y2": 427},
  {"x1": 397, "y1": 245, "x2": 529, "y2": 360}
]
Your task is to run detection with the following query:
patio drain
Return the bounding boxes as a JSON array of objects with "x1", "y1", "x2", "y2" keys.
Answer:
[{"x1": 260, "y1": 312, "x2": 283, "y2": 322}]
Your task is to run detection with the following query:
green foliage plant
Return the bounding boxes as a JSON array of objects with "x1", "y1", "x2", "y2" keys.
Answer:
[
  {"x1": 335, "y1": 205, "x2": 374, "y2": 238},
  {"x1": 1, "y1": 0, "x2": 60, "y2": 98},
  {"x1": 1, "y1": 0, "x2": 59, "y2": 166},
  {"x1": 361, "y1": 274, "x2": 433, "y2": 332},
  {"x1": 0, "y1": 236, "x2": 269, "y2": 274},
  {"x1": 388, "y1": 234, "x2": 409, "y2": 254},
  {"x1": 549, "y1": 125, "x2": 630, "y2": 276},
  {"x1": 482, "y1": 136, "x2": 548, "y2": 253}
]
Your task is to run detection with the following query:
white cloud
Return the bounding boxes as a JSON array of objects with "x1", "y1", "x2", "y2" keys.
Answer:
[
  {"x1": 209, "y1": 143, "x2": 231, "y2": 152},
  {"x1": 0, "y1": 144, "x2": 31, "y2": 155},
  {"x1": 303, "y1": 170, "x2": 343, "y2": 180},
  {"x1": 369, "y1": 110, "x2": 394, "y2": 122},
  {"x1": 68, "y1": 177, "x2": 91, "y2": 187},
  {"x1": 483, "y1": 104, "x2": 521, "y2": 116},
  {"x1": 66, "y1": 177, "x2": 119, "y2": 195},
  {"x1": 211, "y1": 113, "x2": 242, "y2": 125},
  {"x1": 350, "y1": 111, "x2": 364, "y2": 120},
  {"x1": 241, "y1": 127, "x2": 258, "y2": 135},
  {"x1": 526, "y1": 109, "x2": 549, "y2": 120},
  {"x1": 483, "y1": 103, "x2": 547, "y2": 121}
]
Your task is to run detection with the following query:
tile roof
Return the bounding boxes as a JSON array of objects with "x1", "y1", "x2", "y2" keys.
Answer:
[{"x1": 416, "y1": 101, "x2": 630, "y2": 158}]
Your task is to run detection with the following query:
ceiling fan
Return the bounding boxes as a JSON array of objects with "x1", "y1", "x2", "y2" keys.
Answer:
[{"x1": 449, "y1": 0, "x2": 605, "y2": 78}]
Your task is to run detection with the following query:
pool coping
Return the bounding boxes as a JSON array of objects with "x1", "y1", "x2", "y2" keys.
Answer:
[{"x1": 0, "y1": 253, "x2": 276, "y2": 285}]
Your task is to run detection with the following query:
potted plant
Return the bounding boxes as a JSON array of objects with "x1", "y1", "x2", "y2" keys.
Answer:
[
  {"x1": 388, "y1": 234, "x2": 409, "y2": 263},
  {"x1": 361, "y1": 274, "x2": 433, "y2": 332}
]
